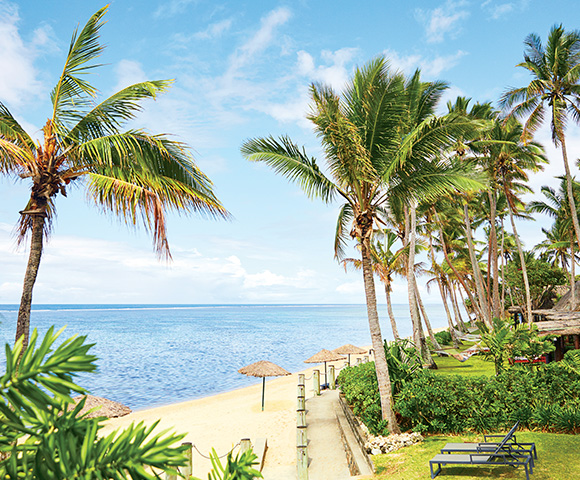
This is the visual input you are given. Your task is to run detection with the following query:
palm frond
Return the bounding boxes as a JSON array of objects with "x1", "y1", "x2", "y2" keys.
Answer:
[
  {"x1": 241, "y1": 135, "x2": 338, "y2": 203},
  {"x1": 51, "y1": 6, "x2": 108, "y2": 131},
  {"x1": 334, "y1": 202, "x2": 354, "y2": 260}
]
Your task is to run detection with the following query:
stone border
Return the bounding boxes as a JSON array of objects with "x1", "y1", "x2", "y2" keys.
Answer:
[{"x1": 337, "y1": 393, "x2": 375, "y2": 473}]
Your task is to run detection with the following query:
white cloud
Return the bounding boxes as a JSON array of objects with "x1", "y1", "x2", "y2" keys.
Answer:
[
  {"x1": 194, "y1": 19, "x2": 232, "y2": 40},
  {"x1": 481, "y1": 0, "x2": 529, "y2": 20},
  {"x1": 112, "y1": 60, "x2": 148, "y2": 93},
  {"x1": 154, "y1": 0, "x2": 197, "y2": 19},
  {"x1": 384, "y1": 48, "x2": 467, "y2": 78},
  {"x1": 297, "y1": 48, "x2": 358, "y2": 91},
  {"x1": 225, "y1": 7, "x2": 291, "y2": 81},
  {"x1": 0, "y1": 2, "x2": 46, "y2": 107},
  {"x1": 415, "y1": 0, "x2": 470, "y2": 44}
]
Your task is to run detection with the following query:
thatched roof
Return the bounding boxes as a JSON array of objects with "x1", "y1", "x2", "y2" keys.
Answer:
[
  {"x1": 333, "y1": 344, "x2": 367, "y2": 355},
  {"x1": 238, "y1": 360, "x2": 291, "y2": 378},
  {"x1": 304, "y1": 349, "x2": 345, "y2": 364},
  {"x1": 69, "y1": 395, "x2": 131, "y2": 418}
]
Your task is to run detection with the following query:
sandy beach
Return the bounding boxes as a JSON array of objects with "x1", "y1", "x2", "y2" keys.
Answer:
[{"x1": 102, "y1": 364, "x2": 341, "y2": 479}]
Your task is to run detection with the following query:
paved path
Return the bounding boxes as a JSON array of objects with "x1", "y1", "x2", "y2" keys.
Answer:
[{"x1": 306, "y1": 389, "x2": 353, "y2": 480}]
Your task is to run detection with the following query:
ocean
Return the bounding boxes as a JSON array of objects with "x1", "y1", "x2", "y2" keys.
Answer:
[{"x1": 0, "y1": 304, "x2": 450, "y2": 410}]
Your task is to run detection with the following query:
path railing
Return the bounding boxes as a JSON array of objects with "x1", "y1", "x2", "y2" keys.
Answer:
[{"x1": 297, "y1": 373, "x2": 309, "y2": 480}]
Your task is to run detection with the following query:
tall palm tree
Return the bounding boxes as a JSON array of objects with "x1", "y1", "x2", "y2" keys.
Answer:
[
  {"x1": 490, "y1": 116, "x2": 547, "y2": 322},
  {"x1": 501, "y1": 25, "x2": 580, "y2": 259},
  {"x1": 241, "y1": 57, "x2": 483, "y2": 432},
  {"x1": 529, "y1": 178, "x2": 580, "y2": 308},
  {"x1": 0, "y1": 7, "x2": 228, "y2": 348}
]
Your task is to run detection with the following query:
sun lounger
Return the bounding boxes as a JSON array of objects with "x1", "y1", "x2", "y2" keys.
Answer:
[
  {"x1": 429, "y1": 422, "x2": 535, "y2": 479},
  {"x1": 440, "y1": 421, "x2": 537, "y2": 465}
]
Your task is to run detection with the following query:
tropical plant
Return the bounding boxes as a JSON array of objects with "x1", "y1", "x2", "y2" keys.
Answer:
[
  {"x1": 478, "y1": 317, "x2": 515, "y2": 375},
  {"x1": 0, "y1": 6, "x2": 228, "y2": 349},
  {"x1": 0, "y1": 327, "x2": 188, "y2": 479},
  {"x1": 194, "y1": 448, "x2": 263, "y2": 480},
  {"x1": 383, "y1": 338, "x2": 423, "y2": 395},
  {"x1": 501, "y1": 25, "x2": 580, "y2": 265},
  {"x1": 242, "y1": 57, "x2": 484, "y2": 432}
]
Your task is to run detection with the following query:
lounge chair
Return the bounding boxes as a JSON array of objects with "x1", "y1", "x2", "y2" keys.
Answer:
[
  {"x1": 440, "y1": 421, "x2": 537, "y2": 465},
  {"x1": 429, "y1": 422, "x2": 535, "y2": 480}
]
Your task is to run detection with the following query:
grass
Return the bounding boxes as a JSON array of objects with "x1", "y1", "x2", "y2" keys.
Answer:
[
  {"x1": 372, "y1": 431, "x2": 580, "y2": 479},
  {"x1": 369, "y1": 340, "x2": 579, "y2": 479}
]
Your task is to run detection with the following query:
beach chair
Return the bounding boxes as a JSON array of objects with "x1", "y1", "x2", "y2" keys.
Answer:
[
  {"x1": 429, "y1": 422, "x2": 534, "y2": 480},
  {"x1": 440, "y1": 421, "x2": 537, "y2": 466}
]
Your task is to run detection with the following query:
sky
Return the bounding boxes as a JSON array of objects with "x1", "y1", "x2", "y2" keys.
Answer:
[{"x1": 1, "y1": 0, "x2": 580, "y2": 305}]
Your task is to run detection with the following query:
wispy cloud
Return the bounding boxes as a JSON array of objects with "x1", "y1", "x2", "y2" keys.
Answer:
[
  {"x1": 415, "y1": 0, "x2": 470, "y2": 44},
  {"x1": 384, "y1": 48, "x2": 467, "y2": 78},
  {"x1": 194, "y1": 19, "x2": 233, "y2": 40},
  {"x1": 153, "y1": 0, "x2": 197, "y2": 19},
  {"x1": 481, "y1": 0, "x2": 529, "y2": 20},
  {"x1": 0, "y1": 1, "x2": 52, "y2": 107}
]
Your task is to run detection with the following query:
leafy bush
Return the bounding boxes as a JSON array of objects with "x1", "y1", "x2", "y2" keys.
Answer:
[
  {"x1": 337, "y1": 340, "x2": 422, "y2": 435},
  {"x1": 434, "y1": 330, "x2": 453, "y2": 346},
  {"x1": 394, "y1": 363, "x2": 580, "y2": 434},
  {"x1": 194, "y1": 448, "x2": 263, "y2": 480},
  {"x1": 0, "y1": 327, "x2": 188, "y2": 479}
]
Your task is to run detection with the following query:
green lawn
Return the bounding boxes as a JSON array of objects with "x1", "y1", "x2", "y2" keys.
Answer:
[
  {"x1": 372, "y1": 431, "x2": 580, "y2": 479},
  {"x1": 369, "y1": 343, "x2": 579, "y2": 479}
]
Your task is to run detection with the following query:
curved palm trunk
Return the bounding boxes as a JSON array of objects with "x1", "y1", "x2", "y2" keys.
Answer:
[
  {"x1": 384, "y1": 284, "x2": 400, "y2": 340},
  {"x1": 505, "y1": 185, "x2": 533, "y2": 323},
  {"x1": 463, "y1": 202, "x2": 491, "y2": 327},
  {"x1": 488, "y1": 190, "x2": 501, "y2": 318},
  {"x1": 560, "y1": 135, "x2": 580, "y2": 262},
  {"x1": 407, "y1": 203, "x2": 436, "y2": 367},
  {"x1": 501, "y1": 218, "x2": 506, "y2": 310},
  {"x1": 16, "y1": 214, "x2": 45, "y2": 349},
  {"x1": 450, "y1": 282, "x2": 466, "y2": 332},
  {"x1": 360, "y1": 239, "x2": 400, "y2": 433},
  {"x1": 570, "y1": 234, "x2": 576, "y2": 311},
  {"x1": 433, "y1": 209, "x2": 484, "y2": 323},
  {"x1": 413, "y1": 274, "x2": 441, "y2": 350}
]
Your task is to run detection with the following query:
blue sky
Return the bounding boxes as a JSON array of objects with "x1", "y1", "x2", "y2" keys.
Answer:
[{"x1": 1, "y1": 0, "x2": 579, "y2": 305}]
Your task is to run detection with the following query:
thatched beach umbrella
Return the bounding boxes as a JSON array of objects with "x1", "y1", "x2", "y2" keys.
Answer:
[
  {"x1": 238, "y1": 360, "x2": 291, "y2": 411},
  {"x1": 69, "y1": 395, "x2": 131, "y2": 418},
  {"x1": 304, "y1": 349, "x2": 345, "y2": 386},
  {"x1": 333, "y1": 344, "x2": 368, "y2": 366}
]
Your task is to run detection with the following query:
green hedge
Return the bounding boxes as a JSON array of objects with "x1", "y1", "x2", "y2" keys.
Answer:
[
  {"x1": 395, "y1": 364, "x2": 580, "y2": 433},
  {"x1": 338, "y1": 361, "x2": 580, "y2": 434}
]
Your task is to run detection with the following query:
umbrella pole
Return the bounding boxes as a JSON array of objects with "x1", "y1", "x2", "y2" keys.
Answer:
[
  {"x1": 262, "y1": 377, "x2": 266, "y2": 411},
  {"x1": 348, "y1": 353, "x2": 351, "y2": 366},
  {"x1": 324, "y1": 361, "x2": 328, "y2": 387}
]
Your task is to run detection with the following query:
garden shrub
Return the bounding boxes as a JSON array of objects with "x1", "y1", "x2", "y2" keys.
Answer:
[
  {"x1": 434, "y1": 330, "x2": 453, "y2": 346},
  {"x1": 394, "y1": 363, "x2": 580, "y2": 434}
]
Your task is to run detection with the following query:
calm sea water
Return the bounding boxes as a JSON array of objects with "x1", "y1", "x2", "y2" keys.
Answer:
[{"x1": 0, "y1": 304, "x2": 449, "y2": 409}]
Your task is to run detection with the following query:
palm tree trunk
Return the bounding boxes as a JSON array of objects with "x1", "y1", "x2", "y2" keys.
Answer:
[
  {"x1": 407, "y1": 203, "x2": 436, "y2": 368},
  {"x1": 560, "y1": 135, "x2": 580, "y2": 262},
  {"x1": 385, "y1": 284, "x2": 400, "y2": 340},
  {"x1": 501, "y1": 219, "x2": 506, "y2": 311},
  {"x1": 450, "y1": 282, "x2": 467, "y2": 333},
  {"x1": 360, "y1": 239, "x2": 400, "y2": 434},
  {"x1": 505, "y1": 185, "x2": 533, "y2": 323},
  {"x1": 570, "y1": 234, "x2": 576, "y2": 311},
  {"x1": 16, "y1": 214, "x2": 45, "y2": 349},
  {"x1": 433, "y1": 209, "x2": 484, "y2": 323},
  {"x1": 462, "y1": 201, "x2": 491, "y2": 326},
  {"x1": 414, "y1": 276, "x2": 441, "y2": 350},
  {"x1": 488, "y1": 190, "x2": 501, "y2": 318}
]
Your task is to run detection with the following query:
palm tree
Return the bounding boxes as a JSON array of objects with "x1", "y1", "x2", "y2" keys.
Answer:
[
  {"x1": 529, "y1": 178, "x2": 580, "y2": 308},
  {"x1": 0, "y1": 7, "x2": 228, "y2": 348},
  {"x1": 501, "y1": 25, "x2": 580, "y2": 260},
  {"x1": 490, "y1": 116, "x2": 547, "y2": 322},
  {"x1": 242, "y1": 57, "x2": 483, "y2": 432}
]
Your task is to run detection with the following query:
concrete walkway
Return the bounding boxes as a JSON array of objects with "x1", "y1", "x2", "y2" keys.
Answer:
[{"x1": 306, "y1": 390, "x2": 363, "y2": 480}]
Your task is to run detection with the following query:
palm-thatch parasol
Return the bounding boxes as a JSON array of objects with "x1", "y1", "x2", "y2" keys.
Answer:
[
  {"x1": 68, "y1": 395, "x2": 131, "y2": 418},
  {"x1": 333, "y1": 344, "x2": 368, "y2": 366},
  {"x1": 304, "y1": 349, "x2": 345, "y2": 386},
  {"x1": 238, "y1": 360, "x2": 291, "y2": 411}
]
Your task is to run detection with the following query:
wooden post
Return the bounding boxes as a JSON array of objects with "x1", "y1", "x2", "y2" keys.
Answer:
[
  {"x1": 298, "y1": 373, "x2": 305, "y2": 386},
  {"x1": 182, "y1": 442, "x2": 192, "y2": 479},
  {"x1": 240, "y1": 438, "x2": 252, "y2": 453},
  {"x1": 296, "y1": 425, "x2": 307, "y2": 449},
  {"x1": 297, "y1": 384, "x2": 305, "y2": 410},
  {"x1": 297, "y1": 410, "x2": 306, "y2": 427},
  {"x1": 297, "y1": 445, "x2": 309, "y2": 480},
  {"x1": 574, "y1": 334, "x2": 580, "y2": 350},
  {"x1": 313, "y1": 369, "x2": 320, "y2": 395},
  {"x1": 363, "y1": 355, "x2": 369, "y2": 363},
  {"x1": 328, "y1": 365, "x2": 335, "y2": 390}
]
